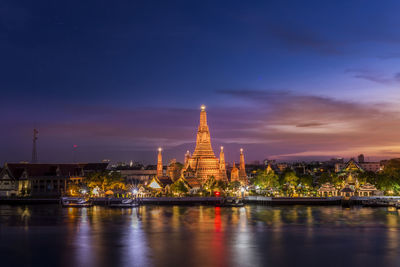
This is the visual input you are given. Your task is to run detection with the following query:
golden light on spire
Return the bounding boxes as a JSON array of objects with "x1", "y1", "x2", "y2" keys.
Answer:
[
  {"x1": 240, "y1": 148, "x2": 243, "y2": 153},
  {"x1": 158, "y1": 147, "x2": 162, "y2": 152},
  {"x1": 200, "y1": 104, "x2": 206, "y2": 111},
  {"x1": 220, "y1": 146, "x2": 224, "y2": 151}
]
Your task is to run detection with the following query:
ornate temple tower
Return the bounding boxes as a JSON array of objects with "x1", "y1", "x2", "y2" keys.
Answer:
[
  {"x1": 239, "y1": 148, "x2": 247, "y2": 184},
  {"x1": 192, "y1": 105, "x2": 215, "y2": 158},
  {"x1": 157, "y1": 147, "x2": 163, "y2": 177},
  {"x1": 183, "y1": 105, "x2": 223, "y2": 183},
  {"x1": 230, "y1": 162, "x2": 239, "y2": 182},
  {"x1": 184, "y1": 150, "x2": 190, "y2": 166},
  {"x1": 219, "y1": 146, "x2": 228, "y2": 182}
]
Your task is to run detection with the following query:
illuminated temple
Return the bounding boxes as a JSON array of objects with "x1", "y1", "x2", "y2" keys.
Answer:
[
  {"x1": 182, "y1": 105, "x2": 227, "y2": 183},
  {"x1": 152, "y1": 105, "x2": 248, "y2": 189}
]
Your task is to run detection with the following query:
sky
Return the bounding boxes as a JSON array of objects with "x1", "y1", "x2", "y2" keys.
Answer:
[{"x1": 1, "y1": 0, "x2": 400, "y2": 164}]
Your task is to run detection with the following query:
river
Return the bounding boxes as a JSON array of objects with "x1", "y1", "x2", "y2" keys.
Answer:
[{"x1": 0, "y1": 205, "x2": 399, "y2": 267}]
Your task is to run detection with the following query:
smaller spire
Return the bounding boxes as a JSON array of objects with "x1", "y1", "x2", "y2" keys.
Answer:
[
  {"x1": 219, "y1": 146, "x2": 225, "y2": 164},
  {"x1": 157, "y1": 147, "x2": 163, "y2": 177},
  {"x1": 230, "y1": 161, "x2": 239, "y2": 182},
  {"x1": 200, "y1": 104, "x2": 206, "y2": 111},
  {"x1": 184, "y1": 150, "x2": 191, "y2": 166},
  {"x1": 239, "y1": 148, "x2": 247, "y2": 184}
]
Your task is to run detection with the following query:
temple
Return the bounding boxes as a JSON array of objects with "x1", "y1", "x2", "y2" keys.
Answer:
[
  {"x1": 182, "y1": 105, "x2": 229, "y2": 183},
  {"x1": 152, "y1": 105, "x2": 247, "y2": 187}
]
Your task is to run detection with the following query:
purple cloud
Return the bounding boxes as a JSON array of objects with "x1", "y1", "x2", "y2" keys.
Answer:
[{"x1": 346, "y1": 69, "x2": 400, "y2": 84}]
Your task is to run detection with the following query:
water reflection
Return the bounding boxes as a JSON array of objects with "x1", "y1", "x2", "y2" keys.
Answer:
[{"x1": 0, "y1": 205, "x2": 400, "y2": 267}]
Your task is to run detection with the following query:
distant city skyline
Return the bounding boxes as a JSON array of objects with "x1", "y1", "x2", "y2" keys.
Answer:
[{"x1": 2, "y1": 0, "x2": 400, "y2": 163}]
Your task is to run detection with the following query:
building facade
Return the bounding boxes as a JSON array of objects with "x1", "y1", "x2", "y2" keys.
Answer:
[
  {"x1": 0, "y1": 163, "x2": 108, "y2": 197},
  {"x1": 335, "y1": 158, "x2": 381, "y2": 173}
]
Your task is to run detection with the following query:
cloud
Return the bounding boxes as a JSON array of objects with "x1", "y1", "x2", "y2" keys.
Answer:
[
  {"x1": 296, "y1": 122, "x2": 325, "y2": 128},
  {"x1": 345, "y1": 69, "x2": 400, "y2": 84},
  {"x1": 216, "y1": 89, "x2": 400, "y2": 160}
]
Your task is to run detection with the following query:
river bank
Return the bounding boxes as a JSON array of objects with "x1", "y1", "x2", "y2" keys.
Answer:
[{"x1": 2, "y1": 196, "x2": 399, "y2": 206}]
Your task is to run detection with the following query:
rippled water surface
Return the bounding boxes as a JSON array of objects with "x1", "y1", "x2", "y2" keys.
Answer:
[{"x1": 1, "y1": 205, "x2": 400, "y2": 267}]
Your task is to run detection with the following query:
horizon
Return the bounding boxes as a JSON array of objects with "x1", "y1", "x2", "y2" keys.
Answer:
[
  {"x1": 2, "y1": 1, "x2": 400, "y2": 164},
  {"x1": 2, "y1": 105, "x2": 395, "y2": 166}
]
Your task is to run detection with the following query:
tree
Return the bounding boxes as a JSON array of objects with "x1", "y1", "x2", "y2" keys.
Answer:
[
  {"x1": 253, "y1": 169, "x2": 279, "y2": 189},
  {"x1": 268, "y1": 172, "x2": 280, "y2": 189},
  {"x1": 297, "y1": 174, "x2": 314, "y2": 196},
  {"x1": 216, "y1": 180, "x2": 227, "y2": 192},
  {"x1": 228, "y1": 181, "x2": 241, "y2": 191},
  {"x1": 358, "y1": 171, "x2": 377, "y2": 185},
  {"x1": 376, "y1": 165, "x2": 400, "y2": 194},
  {"x1": 204, "y1": 176, "x2": 218, "y2": 196},
  {"x1": 85, "y1": 171, "x2": 125, "y2": 194},
  {"x1": 298, "y1": 174, "x2": 313, "y2": 187},
  {"x1": 284, "y1": 171, "x2": 299, "y2": 186},
  {"x1": 171, "y1": 180, "x2": 188, "y2": 196},
  {"x1": 283, "y1": 171, "x2": 299, "y2": 197},
  {"x1": 318, "y1": 172, "x2": 332, "y2": 184},
  {"x1": 252, "y1": 169, "x2": 267, "y2": 189}
]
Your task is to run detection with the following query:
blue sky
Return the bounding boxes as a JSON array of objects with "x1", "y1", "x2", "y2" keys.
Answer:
[{"x1": 1, "y1": 0, "x2": 400, "y2": 164}]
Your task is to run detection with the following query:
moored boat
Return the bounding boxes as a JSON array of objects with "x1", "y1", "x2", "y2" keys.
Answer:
[
  {"x1": 216, "y1": 197, "x2": 244, "y2": 207},
  {"x1": 362, "y1": 198, "x2": 398, "y2": 207},
  {"x1": 61, "y1": 197, "x2": 93, "y2": 207},
  {"x1": 109, "y1": 198, "x2": 139, "y2": 208}
]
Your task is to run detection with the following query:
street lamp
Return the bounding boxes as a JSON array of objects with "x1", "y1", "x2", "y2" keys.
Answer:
[
  {"x1": 240, "y1": 187, "x2": 245, "y2": 198},
  {"x1": 92, "y1": 187, "x2": 99, "y2": 196}
]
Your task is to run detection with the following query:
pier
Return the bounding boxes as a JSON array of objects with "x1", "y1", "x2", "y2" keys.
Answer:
[{"x1": 244, "y1": 196, "x2": 342, "y2": 205}]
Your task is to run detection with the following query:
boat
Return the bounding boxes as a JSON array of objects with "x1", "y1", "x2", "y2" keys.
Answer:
[
  {"x1": 109, "y1": 198, "x2": 139, "y2": 208},
  {"x1": 61, "y1": 197, "x2": 93, "y2": 207},
  {"x1": 216, "y1": 197, "x2": 244, "y2": 207},
  {"x1": 362, "y1": 198, "x2": 398, "y2": 207}
]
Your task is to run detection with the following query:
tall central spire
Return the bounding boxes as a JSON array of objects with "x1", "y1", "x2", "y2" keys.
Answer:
[
  {"x1": 182, "y1": 105, "x2": 226, "y2": 183},
  {"x1": 192, "y1": 105, "x2": 216, "y2": 158}
]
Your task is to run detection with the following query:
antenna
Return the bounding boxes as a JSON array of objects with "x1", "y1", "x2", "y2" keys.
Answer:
[
  {"x1": 32, "y1": 129, "x2": 38, "y2": 163},
  {"x1": 73, "y1": 145, "x2": 78, "y2": 163}
]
